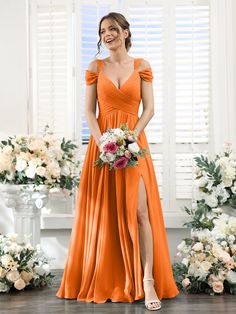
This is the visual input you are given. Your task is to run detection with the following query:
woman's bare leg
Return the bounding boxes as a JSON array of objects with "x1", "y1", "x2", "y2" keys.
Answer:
[{"x1": 137, "y1": 176, "x2": 160, "y2": 310}]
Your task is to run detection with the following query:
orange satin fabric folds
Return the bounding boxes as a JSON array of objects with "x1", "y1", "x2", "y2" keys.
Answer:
[{"x1": 56, "y1": 58, "x2": 179, "y2": 303}]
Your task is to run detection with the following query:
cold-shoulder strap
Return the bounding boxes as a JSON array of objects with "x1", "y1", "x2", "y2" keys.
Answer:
[
  {"x1": 137, "y1": 58, "x2": 153, "y2": 82},
  {"x1": 85, "y1": 59, "x2": 102, "y2": 85}
]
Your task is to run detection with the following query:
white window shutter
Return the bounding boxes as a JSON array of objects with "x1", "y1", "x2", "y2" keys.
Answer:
[
  {"x1": 78, "y1": 0, "x2": 116, "y2": 146},
  {"x1": 125, "y1": 0, "x2": 164, "y2": 145},
  {"x1": 30, "y1": 0, "x2": 75, "y2": 138},
  {"x1": 175, "y1": 0, "x2": 210, "y2": 202}
]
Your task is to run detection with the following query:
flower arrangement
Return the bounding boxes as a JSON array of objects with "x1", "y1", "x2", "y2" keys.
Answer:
[
  {"x1": 172, "y1": 142, "x2": 236, "y2": 295},
  {"x1": 94, "y1": 123, "x2": 149, "y2": 170},
  {"x1": 0, "y1": 125, "x2": 80, "y2": 196},
  {"x1": 0, "y1": 233, "x2": 55, "y2": 293},
  {"x1": 173, "y1": 213, "x2": 236, "y2": 295}
]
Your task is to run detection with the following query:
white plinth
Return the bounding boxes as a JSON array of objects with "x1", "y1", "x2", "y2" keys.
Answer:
[{"x1": 0, "y1": 184, "x2": 49, "y2": 246}]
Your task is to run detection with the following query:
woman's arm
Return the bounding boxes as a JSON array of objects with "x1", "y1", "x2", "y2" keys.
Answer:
[
  {"x1": 133, "y1": 59, "x2": 154, "y2": 137},
  {"x1": 85, "y1": 60, "x2": 102, "y2": 148}
]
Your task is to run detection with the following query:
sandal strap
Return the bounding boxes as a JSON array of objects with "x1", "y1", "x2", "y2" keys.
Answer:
[
  {"x1": 145, "y1": 300, "x2": 161, "y2": 304},
  {"x1": 143, "y1": 277, "x2": 154, "y2": 282}
]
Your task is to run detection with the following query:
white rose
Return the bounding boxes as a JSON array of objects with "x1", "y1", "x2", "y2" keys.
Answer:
[
  {"x1": 36, "y1": 166, "x2": 46, "y2": 177},
  {"x1": 225, "y1": 270, "x2": 236, "y2": 284},
  {"x1": 5, "y1": 233, "x2": 18, "y2": 242},
  {"x1": 14, "y1": 278, "x2": 26, "y2": 290},
  {"x1": 212, "y1": 207, "x2": 222, "y2": 214},
  {"x1": 228, "y1": 217, "x2": 236, "y2": 234},
  {"x1": 15, "y1": 158, "x2": 27, "y2": 172},
  {"x1": 100, "y1": 132, "x2": 109, "y2": 142},
  {"x1": 1, "y1": 254, "x2": 14, "y2": 268},
  {"x1": 128, "y1": 142, "x2": 140, "y2": 154},
  {"x1": 113, "y1": 128, "x2": 125, "y2": 138},
  {"x1": 3, "y1": 145, "x2": 13, "y2": 154},
  {"x1": 100, "y1": 153, "x2": 108, "y2": 163},
  {"x1": 6, "y1": 270, "x2": 20, "y2": 282},
  {"x1": 196, "y1": 176, "x2": 208, "y2": 187},
  {"x1": 200, "y1": 261, "x2": 212, "y2": 272},
  {"x1": 34, "y1": 263, "x2": 50, "y2": 276},
  {"x1": 8, "y1": 242, "x2": 23, "y2": 254},
  {"x1": 228, "y1": 235, "x2": 235, "y2": 242},
  {"x1": 106, "y1": 153, "x2": 116, "y2": 162},
  {"x1": 192, "y1": 242, "x2": 204, "y2": 251},
  {"x1": 25, "y1": 166, "x2": 36, "y2": 179},
  {"x1": 181, "y1": 258, "x2": 189, "y2": 267},
  {"x1": 177, "y1": 240, "x2": 186, "y2": 252},
  {"x1": 205, "y1": 193, "x2": 218, "y2": 207}
]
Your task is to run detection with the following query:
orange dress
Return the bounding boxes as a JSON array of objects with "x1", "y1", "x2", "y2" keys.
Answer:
[{"x1": 56, "y1": 58, "x2": 180, "y2": 303}]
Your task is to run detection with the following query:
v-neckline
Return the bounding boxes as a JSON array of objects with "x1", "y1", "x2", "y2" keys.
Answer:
[{"x1": 100, "y1": 58, "x2": 137, "y2": 91}]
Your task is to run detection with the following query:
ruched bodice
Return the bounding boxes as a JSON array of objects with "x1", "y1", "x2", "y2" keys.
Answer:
[
  {"x1": 85, "y1": 58, "x2": 153, "y2": 118},
  {"x1": 56, "y1": 57, "x2": 180, "y2": 303}
]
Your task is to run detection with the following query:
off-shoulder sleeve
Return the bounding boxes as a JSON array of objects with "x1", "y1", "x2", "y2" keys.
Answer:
[
  {"x1": 139, "y1": 67, "x2": 153, "y2": 82},
  {"x1": 85, "y1": 70, "x2": 98, "y2": 85}
]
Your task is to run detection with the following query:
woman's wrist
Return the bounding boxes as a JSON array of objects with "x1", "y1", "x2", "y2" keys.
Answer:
[{"x1": 133, "y1": 127, "x2": 140, "y2": 139}]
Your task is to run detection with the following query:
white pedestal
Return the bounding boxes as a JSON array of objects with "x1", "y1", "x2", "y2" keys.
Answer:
[{"x1": 0, "y1": 184, "x2": 49, "y2": 246}]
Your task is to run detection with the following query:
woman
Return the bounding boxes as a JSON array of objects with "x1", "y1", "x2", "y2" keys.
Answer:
[{"x1": 56, "y1": 12, "x2": 179, "y2": 311}]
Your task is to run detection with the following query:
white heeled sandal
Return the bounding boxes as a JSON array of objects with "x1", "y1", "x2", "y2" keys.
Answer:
[{"x1": 143, "y1": 278, "x2": 162, "y2": 311}]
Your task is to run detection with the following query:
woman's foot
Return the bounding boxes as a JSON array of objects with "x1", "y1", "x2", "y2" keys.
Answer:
[{"x1": 143, "y1": 278, "x2": 162, "y2": 311}]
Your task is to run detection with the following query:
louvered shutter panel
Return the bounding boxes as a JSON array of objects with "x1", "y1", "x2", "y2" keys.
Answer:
[
  {"x1": 176, "y1": 2, "x2": 210, "y2": 144},
  {"x1": 79, "y1": 0, "x2": 115, "y2": 145},
  {"x1": 30, "y1": 0, "x2": 74, "y2": 138},
  {"x1": 175, "y1": 1, "x2": 210, "y2": 200},
  {"x1": 126, "y1": 0, "x2": 163, "y2": 144},
  {"x1": 125, "y1": 0, "x2": 164, "y2": 199}
]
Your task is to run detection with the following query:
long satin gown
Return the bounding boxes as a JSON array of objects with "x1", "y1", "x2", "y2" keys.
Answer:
[{"x1": 56, "y1": 57, "x2": 180, "y2": 303}]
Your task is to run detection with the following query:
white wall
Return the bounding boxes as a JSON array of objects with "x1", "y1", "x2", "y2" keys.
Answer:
[{"x1": 0, "y1": 0, "x2": 28, "y2": 135}]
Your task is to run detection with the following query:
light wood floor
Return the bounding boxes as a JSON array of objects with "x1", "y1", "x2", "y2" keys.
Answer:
[{"x1": 0, "y1": 269, "x2": 235, "y2": 314}]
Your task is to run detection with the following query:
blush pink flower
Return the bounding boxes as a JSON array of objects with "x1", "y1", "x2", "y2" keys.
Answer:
[
  {"x1": 127, "y1": 135, "x2": 135, "y2": 142},
  {"x1": 124, "y1": 150, "x2": 132, "y2": 159},
  {"x1": 212, "y1": 281, "x2": 224, "y2": 293},
  {"x1": 103, "y1": 141, "x2": 119, "y2": 154},
  {"x1": 114, "y1": 157, "x2": 128, "y2": 169}
]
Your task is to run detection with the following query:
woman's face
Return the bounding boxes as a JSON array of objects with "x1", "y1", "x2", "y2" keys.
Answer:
[{"x1": 100, "y1": 18, "x2": 128, "y2": 50}]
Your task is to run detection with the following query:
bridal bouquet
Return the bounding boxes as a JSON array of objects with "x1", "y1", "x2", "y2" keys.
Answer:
[
  {"x1": 94, "y1": 123, "x2": 149, "y2": 170},
  {"x1": 0, "y1": 233, "x2": 55, "y2": 293},
  {"x1": 0, "y1": 125, "x2": 80, "y2": 196}
]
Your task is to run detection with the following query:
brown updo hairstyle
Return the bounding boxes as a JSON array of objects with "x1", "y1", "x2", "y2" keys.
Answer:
[{"x1": 95, "y1": 12, "x2": 132, "y2": 57}]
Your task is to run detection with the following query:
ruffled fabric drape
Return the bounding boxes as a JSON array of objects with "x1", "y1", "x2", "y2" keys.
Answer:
[{"x1": 56, "y1": 58, "x2": 180, "y2": 303}]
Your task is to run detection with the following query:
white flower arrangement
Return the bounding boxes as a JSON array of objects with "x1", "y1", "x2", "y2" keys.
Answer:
[
  {"x1": 0, "y1": 125, "x2": 80, "y2": 196},
  {"x1": 0, "y1": 232, "x2": 55, "y2": 293},
  {"x1": 173, "y1": 142, "x2": 236, "y2": 295}
]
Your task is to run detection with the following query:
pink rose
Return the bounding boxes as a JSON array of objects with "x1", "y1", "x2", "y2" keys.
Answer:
[
  {"x1": 114, "y1": 157, "x2": 128, "y2": 169},
  {"x1": 103, "y1": 142, "x2": 119, "y2": 154},
  {"x1": 127, "y1": 135, "x2": 135, "y2": 142},
  {"x1": 212, "y1": 281, "x2": 224, "y2": 293},
  {"x1": 124, "y1": 150, "x2": 131, "y2": 159}
]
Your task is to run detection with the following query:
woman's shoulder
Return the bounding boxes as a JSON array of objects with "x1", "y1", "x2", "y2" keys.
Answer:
[
  {"x1": 138, "y1": 58, "x2": 151, "y2": 71},
  {"x1": 86, "y1": 59, "x2": 99, "y2": 73}
]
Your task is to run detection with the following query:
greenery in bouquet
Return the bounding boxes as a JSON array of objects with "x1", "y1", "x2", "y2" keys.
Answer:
[
  {"x1": 94, "y1": 122, "x2": 150, "y2": 170},
  {"x1": 0, "y1": 233, "x2": 55, "y2": 293},
  {"x1": 0, "y1": 125, "x2": 80, "y2": 196},
  {"x1": 172, "y1": 142, "x2": 236, "y2": 295}
]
